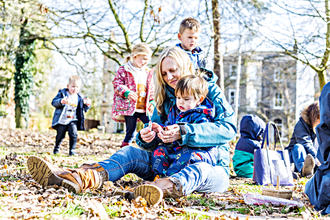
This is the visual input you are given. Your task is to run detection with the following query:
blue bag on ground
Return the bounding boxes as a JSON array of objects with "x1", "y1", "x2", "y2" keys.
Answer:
[{"x1": 252, "y1": 122, "x2": 294, "y2": 186}]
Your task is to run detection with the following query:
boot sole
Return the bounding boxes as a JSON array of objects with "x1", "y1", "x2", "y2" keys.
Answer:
[
  {"x1": 27, "y1": 156, "x2": 80, "y2": 193},
  {"x1": 134, "y1": 185, "x2": 163, "y2": 206}
]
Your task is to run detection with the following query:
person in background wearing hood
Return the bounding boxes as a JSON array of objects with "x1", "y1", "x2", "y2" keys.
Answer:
[
  {"x1": 232, "y1": 115, "x2": 266, "y2": 178},
  {"x1": 285, "y1": 102, "x2": 320, "y2": 178}
]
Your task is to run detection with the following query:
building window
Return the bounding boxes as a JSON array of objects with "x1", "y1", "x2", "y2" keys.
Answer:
[
  {"x1": 114, "y1": 122, "x2": 124, "y2": 133},
  {"x1": 229, "y1": 65, "x2": 237, "y2": 79},
  {"x1": 228, "y1": 89, "x2": 240, "y2": 106},
  {"x1": 249, "y1": 65, "x2": 258, "y2": 80},
  {"x1": 274, "y1": 68, "x2": 283, "y2": 82},
  {"x1": 228, "y1": 89, "x2": 235, "y2": 106},
  {"x1": 250, "y1": 89, "x2": 258, "y2": 108},
  {"x1": 274, "y1": 118, "x2": 283, "y2": 138},
  {"x1": 274, "y1": 92, "x2": 283, "y2": 109}
]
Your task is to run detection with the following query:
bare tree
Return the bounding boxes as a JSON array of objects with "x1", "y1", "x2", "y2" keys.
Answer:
[{"x1": 253, "y1": 0, "x2": 330, "y2": 91}]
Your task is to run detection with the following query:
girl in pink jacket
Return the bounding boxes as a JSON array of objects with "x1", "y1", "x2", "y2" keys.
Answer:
[{"x1": 111, "y1": 43, "x2": 155, "y2": 148}]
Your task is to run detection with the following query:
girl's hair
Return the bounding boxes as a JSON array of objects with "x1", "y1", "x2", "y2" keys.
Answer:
[
  {"x1": 154, "y1": 46, "x2": 201, "y2": 115},
  {"x1": 301, "y1": 101, "x2": 320, "y2": 127},
  {"x1": 124, "y1": 43, "x2": 152, "y2": 63},
  {"x1": 175, "y1": 75, "x2": 208, "y2": 101}
]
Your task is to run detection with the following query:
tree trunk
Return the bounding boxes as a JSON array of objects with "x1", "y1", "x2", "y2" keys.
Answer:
[
  {"x1": 318, "y1": 68, "x2": 327, "y2": 91},
  {"x1": 212, "y1": 0, "x2": 224, "y2": 89},
  {"x1": 15, "y1": 106, "x2": 23, "y2": 128}
]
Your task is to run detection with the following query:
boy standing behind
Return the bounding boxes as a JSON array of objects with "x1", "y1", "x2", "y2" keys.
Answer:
[
  {"x1": 51, "y1": 75, "x2": 91, "y2": 156},
  {"x1": 176, "y1": 17, "x2": 205, "y2": 69}
]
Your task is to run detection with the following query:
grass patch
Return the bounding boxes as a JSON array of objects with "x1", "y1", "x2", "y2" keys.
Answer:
[
  {"x1": 104, "y1": 204, "x2": 122, "y2": 218},
  {"x1": 186, "y1": 194, "x2": 217, "y2": 207},
  {"x1": 178, "y1": 212, "x2": 212, "y2": 219},
  {"x1": 229, "y1": 182, "x2": 263, "y2": 194},
  {"x1": 58, "y1": 202, "x2": 85, "y2": 217}
]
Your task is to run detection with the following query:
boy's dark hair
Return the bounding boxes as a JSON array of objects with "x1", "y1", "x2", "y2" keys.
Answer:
[
  {"x1": 179, "y1": 17, "x2": 201, "y2": 34},
  {"x1": 175, "y1": 75, "x2": 208, "y2": 101}
]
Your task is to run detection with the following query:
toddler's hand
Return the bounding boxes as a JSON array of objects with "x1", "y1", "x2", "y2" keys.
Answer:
[
  {"x1": 61, "y1": 97, "x2": 68, "y2": 104},
  {"x1": 84, "y1": 97, "x2": 91, "y2": 106},
  {"x1": 140, "y1": 127, "x2": 156, "y2": 143},
  {"x1": 128, "y1": 92, "x2": 138, "y2": 101},
  {"x1": 151, "y1": 123, "x2": 163, "y2": 133}
]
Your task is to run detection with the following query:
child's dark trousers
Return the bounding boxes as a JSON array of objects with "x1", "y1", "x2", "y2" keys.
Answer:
[
  {"x1": 53, "y1": 121, "x2": 78, "y2": 156},
  {"x1": 124, "y1": 112, "x2": 149, "y2": 143}
]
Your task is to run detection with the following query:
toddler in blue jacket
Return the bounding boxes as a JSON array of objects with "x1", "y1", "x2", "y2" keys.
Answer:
[
  {"x1": 51, "y1": 75, "x2": 91, "y2": 156},
  {"x1": 149, "y1": 75, "x2": 217, "y2": 178},
  {"x1": 176, "y1": 17, "x2": 205, "y2": 69}
]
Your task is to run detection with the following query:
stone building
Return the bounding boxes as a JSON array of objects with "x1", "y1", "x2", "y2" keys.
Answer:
[{"x1": 224, "y1": 51, "x2": 314, "y2": 141}]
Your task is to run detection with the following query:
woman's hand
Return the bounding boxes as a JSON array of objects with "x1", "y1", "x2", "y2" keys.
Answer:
[
  {"x1": 128, "y1": 92, "x2": 138, "y2": 101},
  {"x1": 158, "y1": 124, "x2": 182, "y2": 143},
  {"x1": 140, "y1": 127, "x2": 156, "y2": 143}
]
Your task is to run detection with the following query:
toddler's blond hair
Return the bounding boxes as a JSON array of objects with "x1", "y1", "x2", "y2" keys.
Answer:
[
  {"x1": 68, "y1": 75, "x2": 81, "y2": 85},
  {"x1": 124, "y1": 43, "x2": 152, "y2": 63}
]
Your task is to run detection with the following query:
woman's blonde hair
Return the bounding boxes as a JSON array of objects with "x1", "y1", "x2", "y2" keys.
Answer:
[
  {"x1": 124, "y1": 43, "x2": 152, "y2": 63},
  {"x1": 154, "y1": 46, "x2": 201, "y2": 115}
]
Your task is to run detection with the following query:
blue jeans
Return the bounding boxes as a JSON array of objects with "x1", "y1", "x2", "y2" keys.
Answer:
[
  {"x1": 124, "y1": 113, "x2": 149, "y2": 143},
  {"x1": 290, "y1": 143, "x2": 306, "y2": 173},
  {"x1": 98, "y1": 146, "x2": 229, "y2": 195}
]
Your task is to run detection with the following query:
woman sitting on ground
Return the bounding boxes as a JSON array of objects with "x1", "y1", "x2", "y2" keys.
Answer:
[
  {"x1": 285, "y1": 102, "x2": 320, "y2": 178},
  {"x1": 26, "y1": 46, "x2": 236, "y2": 206}
]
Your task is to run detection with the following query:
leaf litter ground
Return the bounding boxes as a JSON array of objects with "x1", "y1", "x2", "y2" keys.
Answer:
[{"x1": 0, "y1": 129, "x2": 327, "y2": 219}]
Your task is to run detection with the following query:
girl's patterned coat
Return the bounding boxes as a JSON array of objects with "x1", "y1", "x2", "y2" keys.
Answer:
[{"x1": 111, "y1": 63, "x2": 154, "y2": 122}]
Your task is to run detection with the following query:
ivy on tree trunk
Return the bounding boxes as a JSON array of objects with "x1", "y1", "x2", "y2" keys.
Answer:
[{"x1": 14, "y1": 18, "x2": 35, "y2": 129}]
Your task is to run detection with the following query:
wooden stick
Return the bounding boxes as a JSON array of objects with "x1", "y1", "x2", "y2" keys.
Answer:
[{"x1": 276, "y1": 175, "x2": 279, "y2": 190}]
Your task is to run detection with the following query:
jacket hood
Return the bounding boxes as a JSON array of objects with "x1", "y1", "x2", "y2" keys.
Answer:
[
  {"x1": 240, "y1": 114, "x2": 266, "y2": 140},
  {"x1": 176, "y1": 43, "x2": 203, "y2": 55},
  {"x1": 300, "y1": 106, "x2": 311, "y2": 126},
  {"x1": 123, "y1": 61, "x2": 150, "y2": 73},
  {"x1": 201, "y1": 68, "x2": 218, "y2": 84}
]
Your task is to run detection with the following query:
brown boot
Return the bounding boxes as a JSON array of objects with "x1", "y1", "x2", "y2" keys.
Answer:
[
  {"x1": 302, "y1": 154, "x2": 315, "y2": 178},
  {"x1": 133, "y1": 177, "x2": 183, "y2": 206},
  {"x1": 27, "y1": 156, "x2": 108, "y2": 193}
]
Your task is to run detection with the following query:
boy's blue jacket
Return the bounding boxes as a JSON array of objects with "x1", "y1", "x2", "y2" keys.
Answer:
[
  {"x1": 51, "y1": 88, "x2": 91, "y2": 130},
  {"x1": 176, "y1": 43, "x2": 205, "y2": 69},
  {"x1": 166, "y1": 97, "x2": 215, "y2": 126},
  {"x1": 232, "y1": 114, "x2": 265, "y2": 178},
  {"x1": 136, "y1": 69, "x2": 237, "y2": 175},
  {"x1": 164, "y1": 97, "x2": 215, "y2": 149}
]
